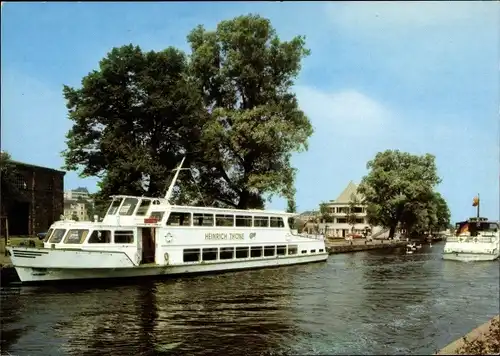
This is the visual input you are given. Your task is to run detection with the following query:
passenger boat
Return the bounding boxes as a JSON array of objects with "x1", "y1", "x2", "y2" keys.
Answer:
[
  {"x1": 7, "y1": 158, "x2": 328, "y2": 284},
  {"x1": 442, "y1": 217, "x2": 499, "y2": 262}
]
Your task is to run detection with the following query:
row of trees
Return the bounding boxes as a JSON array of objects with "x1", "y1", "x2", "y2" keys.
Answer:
[
  {"x1": 63, "y1": 14, "x2": 312, "y2": 213},
  {"x1": 58, "y1": 15, "x2": 451, "y2": 233}
]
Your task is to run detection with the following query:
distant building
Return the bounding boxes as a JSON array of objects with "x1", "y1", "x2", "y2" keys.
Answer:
[
  {"x1": 317, "y1": 181, "x2": 383, "y2": 238},
  {"x1": 63, "y1": 187, "x2": 93, "y2": 221},
  {"x1": 64, "y1": 187, "x2": 91, "y2": 201},
  {"x1": 298, "y1": 210, "x2": 320, "y2": 222},
  {"x1": 1, "y1": 160, "x2": 65, "y2": 235}
]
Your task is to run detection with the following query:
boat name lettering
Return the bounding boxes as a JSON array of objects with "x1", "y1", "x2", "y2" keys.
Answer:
[{"x1": 205, "y1": 233, "x2": 244, "y2": 240}]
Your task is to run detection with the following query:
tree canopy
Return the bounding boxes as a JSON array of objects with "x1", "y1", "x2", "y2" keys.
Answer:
[
  {"x1": 0, "y1": 151, "x2": 21, "y2": 213},
  {"x1": 358, "y1": 150, "x2": 450, "y2": 237},
  {"x1": 63, "y1": 14, "x2": 313, "y2": 210}
]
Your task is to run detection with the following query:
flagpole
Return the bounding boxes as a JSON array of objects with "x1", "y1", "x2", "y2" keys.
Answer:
[{"x1": 477, "y1": 193, "x2": 480, "y2": 219}]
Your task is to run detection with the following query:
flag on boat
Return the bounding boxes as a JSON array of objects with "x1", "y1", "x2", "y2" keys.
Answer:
[
  {"x1": 472, "y1": 196, "x2": 479, "y2": 207},
  {"x1": 458, "y1": 223, "x2": 469, "y2": 234}
]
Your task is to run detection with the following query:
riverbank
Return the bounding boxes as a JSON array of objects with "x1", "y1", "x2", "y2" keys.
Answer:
[
  {"x1": 436, "y1": 315, "x2": 499, "y2": 355},
  {"x1": 326, "y1": 238, "x2": 407, "y2": 254}
]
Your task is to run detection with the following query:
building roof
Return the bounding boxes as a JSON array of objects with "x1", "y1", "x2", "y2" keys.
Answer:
[
  {"x1": 300, "y1": 210, "x2": 319, "y2": 216},
  {"x1": 333, "y1": 181, "x2": 363, "y2": 204},
  {"x1": 12, "y1": 159, "x2": 66, "y2": 175},
  {"x1": 73, "y1": 187, "x2": 89, "y2": 193}
]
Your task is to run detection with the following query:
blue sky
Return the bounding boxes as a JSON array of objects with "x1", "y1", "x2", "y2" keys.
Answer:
[{"x1": 1, "y1": 2, "x2": 499, "y2": 222}]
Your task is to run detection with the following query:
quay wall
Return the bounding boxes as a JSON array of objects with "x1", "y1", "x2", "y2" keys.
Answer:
[{"x1": 326, "y1": 239, "x2": 407, "y2": 254}]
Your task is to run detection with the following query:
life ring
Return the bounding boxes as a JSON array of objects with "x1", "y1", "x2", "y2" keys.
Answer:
[
  {"x1": 458, "y1": 236, "x2": 466, "y2": 243},
  {"x1": 473, "y1": 237, "x2": 478, "y2": 243},
  {"x1": 164, "y1": 253, "x2": 169, "y2": 264},
  {"x1": 165, "y1": 233, "x2": 173, "y2": 243}
]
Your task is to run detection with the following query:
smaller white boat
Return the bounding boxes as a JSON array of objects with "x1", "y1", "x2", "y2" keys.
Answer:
[
  {"x1": 443, "y1": 218, "x2": 499, "y2": 262},
  {"x1": 415, "y1": 244, "x2": 422, "y2": 249},
  {"x1": 406, "y1": 249, "x2": 413, "y2": 254}
]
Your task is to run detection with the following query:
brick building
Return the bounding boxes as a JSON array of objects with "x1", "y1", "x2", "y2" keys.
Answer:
[{"x1": 2, "y1": 160, "x2": 65, "y2": 236}]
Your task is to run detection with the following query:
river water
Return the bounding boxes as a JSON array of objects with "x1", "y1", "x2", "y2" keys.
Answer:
[{"x1": 1, "y1": 242, "x2": 499, "y2": 356}]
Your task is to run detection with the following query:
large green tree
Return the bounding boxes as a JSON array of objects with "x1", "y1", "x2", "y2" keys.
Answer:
[
  {"x1": 63, "y1": 45, "x2": 205, "y2": 206},
  {"x1": 357, "y1": 150, "x2": 444, "y2": 238},
  {"x1": 63, "y1": 14, "x2": 312, "y2": 210},
  {"x1": 187, "y1": 14, "x2": 313, "y2": 208}
]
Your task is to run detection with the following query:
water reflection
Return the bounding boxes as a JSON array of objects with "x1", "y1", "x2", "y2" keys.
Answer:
[{"x1": 1, "y1": 248, "x2": 498, "y2": 356}]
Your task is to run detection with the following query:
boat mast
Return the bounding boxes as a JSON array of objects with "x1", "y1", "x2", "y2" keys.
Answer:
[
  {"x1": 164, "y1": 156, "x2": 186, "y2": 204},
  {"x1": 477, "y1": 192, "x2": 480, "y2": 219}
]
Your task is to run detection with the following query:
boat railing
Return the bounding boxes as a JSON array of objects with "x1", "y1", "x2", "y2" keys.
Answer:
[
  {"x1": 447, "y1": 235, "x2": 498, "y2": 243},
  {"x1": 289, "y1": 229, "x2": 325, "y2": 241}
]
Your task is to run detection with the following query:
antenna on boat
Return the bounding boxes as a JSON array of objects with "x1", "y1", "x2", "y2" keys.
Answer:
[{"x1": 164, "y1": 156, "x2": 188, "y2": 203}]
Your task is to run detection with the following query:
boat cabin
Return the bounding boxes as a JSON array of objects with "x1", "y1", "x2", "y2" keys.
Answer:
[
  {"x1": 42, "y1": 194, "x2": 301, "y2": 266},
  {"x1": 455, "y1": 217, "x2": 499, "y2": 236}
]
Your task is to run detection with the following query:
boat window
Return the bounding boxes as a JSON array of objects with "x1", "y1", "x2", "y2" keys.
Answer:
[
  {"x1": 107, "y1": 198, "x2": 122, "y2": 215},
  {"x1": 64, "y1": 229, "x2": 89, "y2": 244},
  {"x1": 301, "y1": 250, "x2": 307, "y2": 254},
  {"x1": 48, "y1": 229, "x2": 67, "y2": 243},
  {"x1": 150, "y1": 211, "x2": 165, "y2": 221},
  {"x1": 167, "y1": 212, "x2": 191, "y2": 226},
  {"x1": 287, "y1": 217, "x2": 295, "y2": 229},
  {"x1": 183, "y1": 248, "x2": 200, "y2": 262},
  {"x1": 254, "y1": 216, "x2": 269, "y2": 228},
  {"x1": 215, "y1": 214, "x2": 234, "y2": 227},
  {"x1": 270, "y1": 217, "x2": 285, "y2": 228},
  {"x1": 114, "y1": 230, "x2": 134, "y2": 244},
  {"x1": 288, "y1": 245, "x2": 298, "y2": 255},
  {"x1": 235, "y1": 215, "x2": 252, "y2": 227},
  {"x1": 202, "y1": 248, "x2": 218, "y2": 261},
  {"x1": 220, "y1": 247, "x2": 234, "y2": 259},
  {"x1": 119, "y1": 198, "x2": 139, "y2": 216},
  {"x1": 43, "y1": 228, "x2": 54, "y2": 243},
  {"x1": 277, "y1": 245, "x2": 286, "y2": 256},
  {"x1": 264, "y1": 245, "x2": 276, "y2": 257},
  {"x1": 236, "y1": 246, "x2": 249, "y2": 258},
  {"x1": 193, "y1": 213, "x2": 214, "y2": 227},
  {"x1": 310, "y1": 249, "x2": 316, "y2": 253},
  {"x1": 319, "y1": 249, "x2": 324, "y2": 253},
  {"x1": 250, "y1": 246, "x2": 262, "y2": 258},
  {"x1": 136, "y1": 200, "x2": 151, "y2": 216},
  {"x1": 88, "y1": 230, "x2": 112, "y2": 243}
]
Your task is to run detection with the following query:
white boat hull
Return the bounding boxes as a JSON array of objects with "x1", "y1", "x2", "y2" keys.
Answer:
[
  {"x1": 12, "y1": 253, "x2": 328, "y2": 284},
  {"x1": 442, "y1": 252, "x2": 499, "y2": 262}
]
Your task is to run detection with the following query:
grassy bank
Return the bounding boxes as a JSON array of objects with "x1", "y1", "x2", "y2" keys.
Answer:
[{"x1": 437, "y1": 315, "x2": 500, "y2": 355}]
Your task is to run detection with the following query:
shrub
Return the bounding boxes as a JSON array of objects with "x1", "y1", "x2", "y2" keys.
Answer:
[{"x1": 457, "y1": 317, "x2": 500, "y2": 355}]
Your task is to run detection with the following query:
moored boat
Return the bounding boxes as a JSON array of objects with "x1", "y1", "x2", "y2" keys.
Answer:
[
  {"x1": 7, "y1": 158, "x2": 328, "y2": 284},
  {"x1": 442, "y1": 217, "x2": 499, "y2": 262}
]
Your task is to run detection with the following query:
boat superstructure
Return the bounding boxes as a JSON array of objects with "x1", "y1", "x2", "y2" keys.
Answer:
[
  {"x1": 7, "y1": 159, "x2": 328, "y2": 284},
  {"x1": 442, "y1": 218, "x2": 499, "y2": 262}
]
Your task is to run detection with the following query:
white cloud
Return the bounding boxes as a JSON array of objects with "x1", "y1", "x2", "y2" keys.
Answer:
[{"x1": 295, "y1": 86, "x2": 393, "y2": 137}]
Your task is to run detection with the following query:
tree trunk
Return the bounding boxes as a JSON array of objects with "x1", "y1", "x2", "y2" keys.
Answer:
[
  {"x1": 237, "y1": 190, "x2": 249, "y2": 209},
  {"x1": 389, "y1": 225, "x2": 397, "y2": 239}
]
